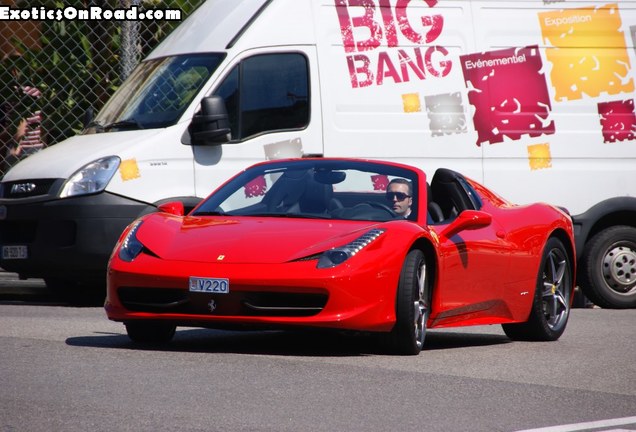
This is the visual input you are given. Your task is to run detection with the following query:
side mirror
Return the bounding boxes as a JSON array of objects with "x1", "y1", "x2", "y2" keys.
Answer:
[
  {"x1": 440, "y1": 210, "x2": 492, "y2": 239},
  {"x1": 188, "y1": 96, "x2": 231, "y2": 146},
  {"x1": 157, "y1": 201, "x2": 185, "y2": 216},
  {"x1": 82, "y1": 107, "x2": 94, "y2": 128}
]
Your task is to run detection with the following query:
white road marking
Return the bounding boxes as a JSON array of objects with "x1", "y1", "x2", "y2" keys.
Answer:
[{"x1": 515, "y1": 416, "x2": 636, "y2": 432}]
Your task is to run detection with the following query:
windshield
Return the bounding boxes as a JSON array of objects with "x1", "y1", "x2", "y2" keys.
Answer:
[
  {"x1": 85, "y1": 53, "x2": 225, "y2": 133},
  {"x1": 193, "y1": 159, "x2": 419, "y2": 222}
]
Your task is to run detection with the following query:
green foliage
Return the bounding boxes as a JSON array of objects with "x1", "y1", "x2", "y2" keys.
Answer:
[
  {"x1": 1, "y1": 1, "x2": 120, "y2": 145},
  {"x1": 0, "y1": 0, "x2": 203, "y2": 145}
]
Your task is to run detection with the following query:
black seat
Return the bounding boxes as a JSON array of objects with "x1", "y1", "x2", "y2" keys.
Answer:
[
  {"x1": 298, "y1": 178, "x2": 333, "y2": 214},
  {"x1": 430, "y1": 168, "x2": 476, "y2": 222},
  {"x1": 263, "y1": 170, "x2": 309, "y2": 212},
  {"x1": 427, "y1": 183, "x2": 444, "y2": 224}
]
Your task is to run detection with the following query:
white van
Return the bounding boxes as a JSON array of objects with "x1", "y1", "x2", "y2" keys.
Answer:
[{"x1": 1, "y1": 0, "x2": 635, "y2": 307}]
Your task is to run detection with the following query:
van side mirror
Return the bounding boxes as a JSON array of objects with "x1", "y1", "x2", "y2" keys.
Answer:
[
  {"x1": 188, "y1": 96, "x2": 231, "y2": 146},
  {"x1": 82, "y1": 107, "x2": 94, "y2": 128},
  {"x1": 439, "y1": 210, "x2": 492, "y2": 239}
]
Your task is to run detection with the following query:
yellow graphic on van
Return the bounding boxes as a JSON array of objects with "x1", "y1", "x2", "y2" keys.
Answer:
[
  {"x1": 539, "y1": 4, "x2": 634, "y2": 101},
  {"x1": 402, "y1": 93, "x2": 421, "y2": 113},
  {"x1": 527, "y1": 143, "x2": 552, "y2": 171},
  {"x1": 119, "y1": 158, "x2": 141, "y2": 181}
]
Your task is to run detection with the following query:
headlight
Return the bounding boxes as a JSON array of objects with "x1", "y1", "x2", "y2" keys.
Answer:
[
  {"x1": 119, "y1": 221, "x2": 144, "y2": 262},
  {"x1": 59, "y1": 156, "x2": 120, "y2": 198},
  {"x1": 317, "y1": 228, "x2": 385, "y2": 269}
]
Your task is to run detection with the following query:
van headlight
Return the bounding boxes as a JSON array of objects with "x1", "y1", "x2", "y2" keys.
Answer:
[
  {"x1": 59, "y1": 156, "x2": 120, "y2": 198},
  {"x1": 317, "y1": 229, "x2": 385, "y2": 269}
]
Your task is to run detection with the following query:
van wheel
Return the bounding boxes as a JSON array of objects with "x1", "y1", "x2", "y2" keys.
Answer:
[
  {"x1": 384, "y1": 249, "x2": 429, "y2": 355},
  {"x1": 503, "y1": 238, "x2": 572, "y2": 341},
  {"x1": 579, "y1": 226, "x2": 636, "y2": 309},
  {"x1": 125, "y1": 322, "x2": 176, "y2": 344}
]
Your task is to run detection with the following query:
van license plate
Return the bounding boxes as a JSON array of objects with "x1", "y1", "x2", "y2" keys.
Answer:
[
  {"x1": 2, "y1": 245, "x2": 28, "y2": 260},
  {"x1": 189, "y1": 277, "x2": 229, "y2": 294}
]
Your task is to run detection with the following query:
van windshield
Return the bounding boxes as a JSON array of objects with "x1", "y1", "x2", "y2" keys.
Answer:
[{"x1": 85, "y1": 53, "x2": 225, "y2": 133}]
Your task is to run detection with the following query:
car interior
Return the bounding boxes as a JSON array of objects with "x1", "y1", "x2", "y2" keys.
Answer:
[
  {"x1": 224, "y1": 166, "x2": 482, "y2": 225},
  {"x1": 428, "y1": 168, "x2": 482, "y2": 224}
]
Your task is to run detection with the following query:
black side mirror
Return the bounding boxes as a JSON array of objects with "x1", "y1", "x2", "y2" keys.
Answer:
[
  {"x1": 188, "y1": 96, "x2": 231, "y2": 145},
  {"x1": 82, "y1": 107, "x2": 94, "y2": 128}
]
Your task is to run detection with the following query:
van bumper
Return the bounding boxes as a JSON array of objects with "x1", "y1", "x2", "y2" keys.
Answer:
[{"x1": 0, "y1": 192, "x2": 151, "y2": 284}]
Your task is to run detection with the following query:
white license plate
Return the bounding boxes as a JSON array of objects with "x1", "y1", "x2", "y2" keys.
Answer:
[
  {"x1": 189, "y1": 277, "x2": 229, "y2": 294},
  {"x1": 2, "y1": 245, "x2": 28, "y2": 260}
]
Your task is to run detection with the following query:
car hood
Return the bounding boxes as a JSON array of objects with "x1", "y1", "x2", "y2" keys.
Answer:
[
  {"x1": 2, "y1": 129, "x2": 165, "y2": 181},
  {"x1": 136, "y1": 214, "x2": 383, "y2": 264}
]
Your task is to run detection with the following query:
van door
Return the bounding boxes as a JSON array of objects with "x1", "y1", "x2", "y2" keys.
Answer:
[{"x1": 192, "y1": 47, "x2": 323, "y2": 197}]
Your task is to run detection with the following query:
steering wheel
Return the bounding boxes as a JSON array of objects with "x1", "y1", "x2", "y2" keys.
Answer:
[{"x1": 365, "y1": 201, "x2": 398, "y2": 218}]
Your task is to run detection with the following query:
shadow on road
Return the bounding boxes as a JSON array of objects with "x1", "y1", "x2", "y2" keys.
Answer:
[
  {"x1": 66, "y1": 327, "x2": 511, "y2": 357},
  {"x1": 0, "y1": 285, "x2": 66, "y2": 305}
]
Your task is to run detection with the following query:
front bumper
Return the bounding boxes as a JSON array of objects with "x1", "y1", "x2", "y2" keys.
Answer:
[
  {"x1": 0, "y1": 192, "x2": 151, "y2": 283},
  {"x1": 105, "y1": 255, "x2": 401, "y2": 333}
]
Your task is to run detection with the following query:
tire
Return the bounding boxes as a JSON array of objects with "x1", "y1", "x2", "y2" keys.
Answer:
[
  {"x1": 385, "y1": 249, "x2": 429, "y2": 355},
  {"x1": 125, "y1": 321, "x2": 176, "y2": 344},
  {"x1": 503, "y1": 237, "x2": 572, "y2": 341},
  {"x1": 578, "y1": 226, "x2": 636, "y2": 309}
]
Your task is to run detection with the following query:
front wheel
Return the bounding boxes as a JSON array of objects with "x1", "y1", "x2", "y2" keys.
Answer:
[
  {"x1": 385, "y1": 249, "x2": 429, "y2": 355},
  {"x1": 503, "y1": 237, "x2": 572, "y2": 341},
  {"x1": 125, "y1": 321, "x2": 176, "y2": 344},
  {"x1": 578, "y1": 226, "x2": 636, "y2": 309}
]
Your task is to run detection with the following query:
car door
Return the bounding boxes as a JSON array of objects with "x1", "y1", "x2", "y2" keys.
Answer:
[{"x1": 427, "y1": 169, "x2": 513, "y2": 325}]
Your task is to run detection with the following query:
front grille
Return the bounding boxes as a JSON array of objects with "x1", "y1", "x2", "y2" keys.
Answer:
[
  {"x1": 118, "y1": 288, "x2": 189, "y2": 312},
  {"x1": 118, "y1": 287, "x2": 328, "y2": 317},
  {"x1": 1, "y1": 179, "x2": 59, "y2": 198},
  {"x1": 243, "y1": 292, "x2": 327, "y2": 316}
]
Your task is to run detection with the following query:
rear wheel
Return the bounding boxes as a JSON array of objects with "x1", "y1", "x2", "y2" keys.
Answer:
[
  {"x1": 503, "y1": 237, "x2": 572, "y2": 341},
  {"x1": 385, "y1": 249, "x2": 429, "y2": 355},
  {"x1": 125, "y1": 322, "x2": 176, "y2": 344},
  {"x1": 578, "y1": 226, "x2": 636, "y2": 309}
]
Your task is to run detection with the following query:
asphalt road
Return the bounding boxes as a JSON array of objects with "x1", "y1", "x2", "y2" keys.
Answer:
[{"x1": 1, "y1": 272, "x2": 635, "y2": 432}]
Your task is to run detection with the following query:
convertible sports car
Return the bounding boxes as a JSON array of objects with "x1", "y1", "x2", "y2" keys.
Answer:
[{"x1": 105, "y1": 158, "x2": 575, "y2": 355}]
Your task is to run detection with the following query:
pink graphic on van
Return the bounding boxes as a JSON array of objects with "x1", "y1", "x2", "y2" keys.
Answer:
[
  {"x1": 335, "y1": 0, "x2": 451, "y2": 88},
  {"x1": 244, "y1": 176, "x2": 267, "y2": 198},
  {"x1": 461, "y1": 45, "x2": 554, "y2": 146},
  {"x1": 598, "y1": 99, "x2": 636, "y2": 143},
  {"x1": 371, "y1": 174, "x2": 389, "y2": 191}
]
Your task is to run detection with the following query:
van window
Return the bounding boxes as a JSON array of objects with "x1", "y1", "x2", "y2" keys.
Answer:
[
  {"x1": 88, "y1": 53, "x2": 225, "y2": 132},
  {"x1": 214, "y1": 53, "x2": 309, "y2": 140}
]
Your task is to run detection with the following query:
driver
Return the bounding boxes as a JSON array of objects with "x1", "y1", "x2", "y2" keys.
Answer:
[{"x1": 386, "y1": 178, "x2": 413, "y2": 218}]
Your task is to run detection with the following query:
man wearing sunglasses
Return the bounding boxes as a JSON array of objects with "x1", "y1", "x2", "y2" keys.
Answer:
[{"x1": 386, "y1": 178, "x2": 413, "y2": 218}]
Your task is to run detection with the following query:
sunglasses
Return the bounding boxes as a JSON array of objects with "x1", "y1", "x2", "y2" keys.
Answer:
[{"x1": 385, "y1": 192, "x2": 411, "y2": 202}]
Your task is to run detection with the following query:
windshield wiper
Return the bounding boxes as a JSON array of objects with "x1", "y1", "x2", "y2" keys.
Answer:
[
  {"x1": 83, "y1": 120, "x2": 105, "y2": 133},
  {"x1": 104, "y1": 118, "x2": 144, "y2": 131}
]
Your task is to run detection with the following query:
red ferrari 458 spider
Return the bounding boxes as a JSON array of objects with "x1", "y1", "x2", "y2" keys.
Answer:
[{"x1": 105, "y1": 158, "x2": 575, "y2": 355}]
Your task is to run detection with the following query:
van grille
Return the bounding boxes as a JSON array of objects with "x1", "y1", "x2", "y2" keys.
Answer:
[{"x1": 1, "y1": 179, "x2": 59, "y2": 198}]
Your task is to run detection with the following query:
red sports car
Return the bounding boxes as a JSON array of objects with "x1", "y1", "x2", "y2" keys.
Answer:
[{"x1": 105, "y1": 158, "x2": 575, "y2": 355}]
